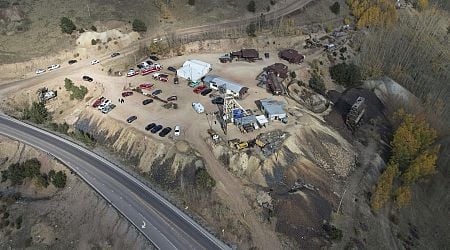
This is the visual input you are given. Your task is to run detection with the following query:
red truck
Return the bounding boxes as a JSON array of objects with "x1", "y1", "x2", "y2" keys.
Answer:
[
  {"x1": 141, "y1": 65, "x2": 161, "y2": 76},
  {"x1": 139, "y1": 83, "x2": 154, "y2": 90},
  {"x1": 193, "y1": 85, "x2": 207, "y2": 94},
  {"x1": 152, "y1": 73, "x2": 168, "y2": 82},
  {"x1": 122, "y1": 91, "x2": 133, "y2": 97},
  {"x1": 92, "y1": 96, "x2": 105, "y2": 108}
]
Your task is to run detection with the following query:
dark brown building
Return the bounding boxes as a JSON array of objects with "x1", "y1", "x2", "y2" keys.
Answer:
[
  {"x1": 279, "y1": 49, "x2": 305, "y2": 64},
  {"x1": 265, "y1": 63, "x2": 289, "y2": 79},
  {"x1": 231, "y1": 49, "x2": 260, "y2": 61}
]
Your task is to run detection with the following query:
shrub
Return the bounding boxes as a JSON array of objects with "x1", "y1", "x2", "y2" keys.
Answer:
[
  {"x1": 309, "y1": 71, "x2": 325, "y2": 94},
  {"x1": 290, "y1": 71, "x2": 297, "y2": 79},
  {"x1": 22, "y1": 102, "x2": 49, "y2": 124},
  {"x1": 78, "y1": 28, "x2": 85, "y2": 33},
  {"x1": 330, "y1": 2, "x2": 340, "y2": 14},
  {"x1": 15, "y1": 216, "x2": 22, "y2": 229},
  {"x1": 91, "y1": 25, "x2": 97, "y2": 31},
  {"x1": 329, "y1": 63, "x2": 362, "y2": 88},
  {"x1": 188, "y1": 0, "x2": 195, "y2": 5},
  {"x1": 247, "y1": 0, "x2": 256, "y2": 12},
  {"x1": 1, "y1": 159, "x2": 41, "y2": 185},
  {"x1": 246, "y1": 22, "x2": 257, "y2": 37},
  {"x1": 323, "y1": 223, "x2": 343, "y2": 241},
  {"x1": 50, "y1": 171, "x2": 67, "y2": 188},
  {"x1": 91, "y1": 39, "x2": 97, "y2": 45},
  {"x1": 132, "y1": 19, "x2": 147, "y2": 32},
  {"x1": 195, "y1": 168, "x2": 216, "y2": 190},
  {"x1": 64, "y1": 78, "x2": 88, "y2": 100},
  {"x1": 34, "y1": 174, "x2": 49, "y2": 188},
  {"x1": 60, "y1": 17, "x2": 76, "y2": 34}
]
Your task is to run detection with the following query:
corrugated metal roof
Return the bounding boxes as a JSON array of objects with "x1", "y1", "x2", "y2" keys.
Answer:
[
  {"x1": 204, "y1": 75, "x2": 246, "y2": 93},
  {"x1": 260, "y1": 99, "x2": 286, "y2": 115}
]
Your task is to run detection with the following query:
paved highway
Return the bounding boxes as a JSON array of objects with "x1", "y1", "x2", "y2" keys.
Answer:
[{"x1": 0, "y1": 113, "x2": 229, "y2": 250}]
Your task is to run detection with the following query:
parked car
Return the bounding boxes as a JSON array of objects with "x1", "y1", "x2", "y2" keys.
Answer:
[
  {"x1": 92, "y1": 97, "x2": 105, "y2": 108},
  {"x1": 145, "y1": 123, "x2": 156, "y2": 131},
  {"x1": 193, "y1": 85, "x2": 207, "y2": 94},
  {"x1": 149, "y1": 55, "x2": 159, "y2": 61},
  {"x1": 91, "y1": 59, "x2": 100, "y2": 65},
  {"x1": 174, "y1": 126, "x2": 180, "y2": 136},
  {"x1": 68, "y1": 59, "x2": 77, "y2": 65},
  {"x1": 152, "y1": 89, "x2": 162, "y2": 96},
  {"x1": 192, "y1": 102, "x2": 204, "y2": 113},
  {"x1": 139, "y1": 83, "x2": 154, "y2": 90},
  {"x1": 47, "y1": 64, "x2": 60, "y2": 71},
  {"x1": 150, "y1": 125, "x2": 163, "y2": 133},
  {"x1": 35, "y1": 68, "x2": 46, "y2": 74},
  {"x1": 143, "y1": 99, "x2": 154, "y2": 105},
  {"x1": 126, "y1": 116, "x2": 137, "y2": 123},
  {"x1": 167, "y1": 66, "x2": 177, "y2": 72},
  {"x1": 159, "y1": 127, "x2": 172, "y2": 137},
  {"x1": 111, "y1": 52, "x2": 120, "y2": 57},
  {"x1": 127, "y1": 69, "x2": 138, "y2": 77},
  {"x1": 82, "y1": 75, "x2": 93, "y2": 82},
  {"x1": 173, "y1": 77, "x2": 179, "y2": 84},
  {"x1": 200, "y1": 88, "x2": 212, "y2": 96},
  {"x1": 122, "y1": 91, "x2": 133, "y2": 97},
  {"x1": 101, "y1": 104, "x2": 116, "y2": 114},
  {"x1": 167, "y1": 95, "x2": 177, "y2": 102},
  {"x1": 212, "y1": 97, "x2": 224, "y2": 105},
  {"x1": 98, "y1": 100, "x2": 111, "y2": 110},
  {"x1": 189, "y1": 81, "x2": 200, "y2": 88}
]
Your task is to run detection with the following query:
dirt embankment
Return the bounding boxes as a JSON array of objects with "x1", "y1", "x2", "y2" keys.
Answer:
[
  {"x1": 208, "y1": 110, "x2": 357, "y2": 248},
  {"x1": 0, "y1": 135, "x2": 151, "y2": 249},
  {"x1": 72, "y1": 111, "x2": 254, "y2": 248}
]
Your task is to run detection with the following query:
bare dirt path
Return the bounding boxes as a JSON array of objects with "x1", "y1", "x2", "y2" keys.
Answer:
[{"x1": 186, "y1": 124, "x2": 282, "y2": 250}]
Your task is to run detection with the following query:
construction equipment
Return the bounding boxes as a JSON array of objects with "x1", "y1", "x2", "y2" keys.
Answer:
[
  {"x1": 208, "y1": 129, "x2": 220, "y2": 142},
  {"x1": 255, "y1": 139, "x2": 266, "y2": 148},
  {"x1": 346, "y1": 96, "x2": 365, "y2": 130},
  {"x1": 236, "y1": 142, "x2": 249, "y2": 150}
]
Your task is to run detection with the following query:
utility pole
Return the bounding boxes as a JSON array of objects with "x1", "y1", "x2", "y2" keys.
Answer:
[{"x1": 86, "y1": 4, "x2": 91, "y2": 17}]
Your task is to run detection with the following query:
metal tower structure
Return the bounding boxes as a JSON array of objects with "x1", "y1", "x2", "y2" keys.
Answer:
[{"x1": 220, "y1": 86, "x2": 248, "y2": 135}]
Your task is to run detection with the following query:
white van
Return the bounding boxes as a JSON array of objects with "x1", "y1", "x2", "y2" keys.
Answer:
[{"x1": 192, "y1": 102, "x2": 204, "y2": 114}]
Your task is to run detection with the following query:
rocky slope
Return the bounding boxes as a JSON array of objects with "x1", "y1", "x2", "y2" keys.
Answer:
[{"x1": 0, "y1": 135, "x2": 151, "y2": 249}]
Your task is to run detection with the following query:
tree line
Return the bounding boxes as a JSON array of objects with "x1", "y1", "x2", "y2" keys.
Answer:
[{"x1": 371, "y1": 110, "x2": 440, "y2": 210}]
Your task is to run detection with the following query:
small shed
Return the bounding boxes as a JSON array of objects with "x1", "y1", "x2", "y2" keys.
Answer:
[
  {"x1": 231, "y1": 49, "x2": 260, "y2": 61},
  {"x1": 279, "y1": 49, "x2": 305, "y2": 64},
  {"x1": 258, "y1": 99, "x2": 287, "y2": 121},
  {"x1": 203, "y1": 75, "x2": 249, "y2": 99},
  {"x1": 256, "y1": 115, "x2": 269, "y2": 127},
  {"x1": 265, "y1": 63, "x2": 289, "y2": 79}
]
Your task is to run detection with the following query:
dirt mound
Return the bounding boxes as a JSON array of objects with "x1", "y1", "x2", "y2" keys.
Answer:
[{"x1": 77, "y1": 30, "x2": 139, "y2": 48}]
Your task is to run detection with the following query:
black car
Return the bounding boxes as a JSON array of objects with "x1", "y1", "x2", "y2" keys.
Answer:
[
  {"x1": 173, "y1": 77, "x2": 179, "y2": 84},
  {"x1": 149, "y1": 55, "x2": 159, "y2": 61},
  {"x1": 127, "y1": 116, "x2": 137, "y2": 123},
  {"x1": 159, "y1": 127, "x2": 172, "y2": 137},
  {"x1": 111, "y1": 52, "x2": 120, "y2": 57},
  {"x1": 212, "y1": 97, "x2": 224, "y2": 105},
  {"x1": 150, "y1": 125, "x2": 163, "y2": 133},
  {"x1": 145, "y1": 123, "x2": 156, "y2": 131},
  {"x1": 152, "y1": 89, "x2": 162, "y2": 96},
  {"x1": 82, "y1": 75, "x2": 93, "y2": 82},
  {"x1": 143, "y1": 99, "x2": 154, "y2": 105},
  {"x1": 200, "y1": 88, "x2": 213, "y2": 96},
  {"x1": 167, "y1": 66, "x2": 177, "y2": 73},
  {"x1": 146, "y1": 60, "x2": 153, "y2": 65},
  {"x1": 68, "y1": 59, "x2": 77, "y2": 64}
]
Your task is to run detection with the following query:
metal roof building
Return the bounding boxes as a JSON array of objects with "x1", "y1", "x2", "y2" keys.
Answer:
[
  {"x1": 258, "y1": 98, "x2": 287, "y2": 121},
  {"x1": 203, "y1": 75, "x2": 249, "y2": 99}
]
